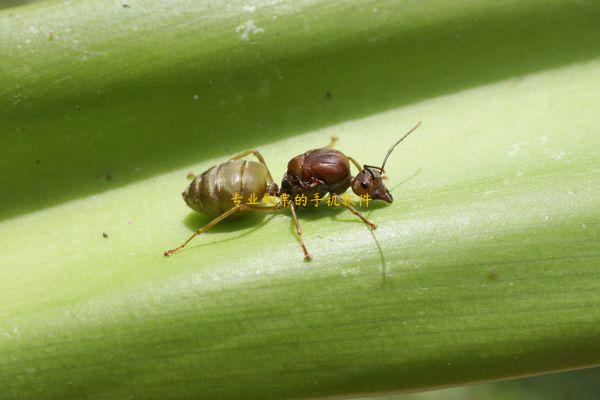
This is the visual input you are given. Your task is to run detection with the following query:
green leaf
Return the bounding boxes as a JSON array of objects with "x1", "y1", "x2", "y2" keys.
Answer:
[
  {"x1": 386, "y1": 368, "x2": 600, "y2": 400},
  {"x1": 1, "y1": 0, "x2": 599, "y2": 399}
]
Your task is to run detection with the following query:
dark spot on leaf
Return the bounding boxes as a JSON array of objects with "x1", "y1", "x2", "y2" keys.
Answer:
[
  {"x1": 102, "y1": 232, "x2": 108, "y2": 238},
  {"x1": 326, "y1": 92, "x2": 332, "y2": 99},
  {"x1": 122, "y1": 3, "x2": 130, "y2": 8}
]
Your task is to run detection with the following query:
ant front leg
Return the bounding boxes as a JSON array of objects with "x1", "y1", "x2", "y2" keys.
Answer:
[
  {"x1": 308, "y1": 176, "x2": 325, "y2": 188},
  {"x1": 334, "y1": 195, "x2": 377, "y2": 230},
  {"x1": 347, "y1": 156, "x2": 363, "y2": 172},
  {"x1": 289, "y1": 173, "x2": 323, "y2": 190},
  {"x1": 347, "y1": 156, "x2": 386, "y2": 179}
]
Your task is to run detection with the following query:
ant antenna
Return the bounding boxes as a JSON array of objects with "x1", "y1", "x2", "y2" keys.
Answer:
[{"x1": 380, "y1": 121, "x2": 421, "y2": 172}]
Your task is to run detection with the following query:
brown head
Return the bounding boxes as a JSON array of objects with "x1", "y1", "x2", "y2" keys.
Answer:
[
  {"x1": 352, "y1": 166, "x2": 392, "y2": 202},
  {"x1": 351, "y1": 121, "x2": 421, "y2": 203}
]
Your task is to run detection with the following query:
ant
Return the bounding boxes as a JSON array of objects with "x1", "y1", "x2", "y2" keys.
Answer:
[{"x1": 164, "y1": 122, "x2": 421, "y2": 260}]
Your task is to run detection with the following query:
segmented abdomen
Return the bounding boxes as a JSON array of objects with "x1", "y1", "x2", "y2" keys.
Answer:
[{"x1": 182, "y1": 160, "x2": 268, "y2": 217}]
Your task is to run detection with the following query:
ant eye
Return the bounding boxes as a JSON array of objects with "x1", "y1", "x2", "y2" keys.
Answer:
[{"x1": 361, "y1": 181, "x2": 369, "y2": 189}]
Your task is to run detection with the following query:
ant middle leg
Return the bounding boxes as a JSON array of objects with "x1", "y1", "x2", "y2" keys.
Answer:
[
  {"x1": 163, "y1": 204, "x2": 283, "y2": 257},
  {"x1": 334, "y1": 195, "x2": 377, "y2": 230},
  {"x1": 289, "y1": 202, "x2": 312, "y2": 261}
]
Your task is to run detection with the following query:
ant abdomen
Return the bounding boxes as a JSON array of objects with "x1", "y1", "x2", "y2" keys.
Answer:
[{"x1": 183, "y1": 160, "x2": 269, "y2": 217}]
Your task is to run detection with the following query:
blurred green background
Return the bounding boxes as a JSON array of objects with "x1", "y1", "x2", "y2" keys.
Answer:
[{"x1": 366, "y1": 367, "x2": 600, "y2": 400}]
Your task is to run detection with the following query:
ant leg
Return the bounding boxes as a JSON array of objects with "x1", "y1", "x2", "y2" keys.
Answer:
[
  {"x1": 347, "y1": 157, "x2": 387, "y2": 179},
  {"x1": 164, "y1": 205, "x2": 243, "y2": 257},
  {"x1": 326, "y1": 136, "x2": 338, "y2": 148},
  {"x1": 289, "y1": 203, "x2": 312, "y2": 261},
  {"x1": 229, "y1": 150, "x2": 275, "y2": 186},
  {"x1": 289, "y1": 172, "x2": 322, "y2": 190},
  {"x1": 335, "y1": 195, "x2": 377, "y2": 230},
  {"x1": 347, "y1": 156, "x2": 363, "y2": 172},
  {"x1": 163, "y1": 204, "x2": 283, "y2": 257}
]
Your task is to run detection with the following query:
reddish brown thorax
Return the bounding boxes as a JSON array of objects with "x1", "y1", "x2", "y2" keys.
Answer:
[
  {"x1": 279, "y1": 121, "x2": 420, "y2": 206},
  {"x1": 279, "y1": 148, "x2": 352, "y2": 201}
]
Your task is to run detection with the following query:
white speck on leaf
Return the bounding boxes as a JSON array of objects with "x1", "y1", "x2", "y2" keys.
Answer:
[
  {"x1": 545, "y1": 149, "x2": 565, "y2": 160},
  {"x1": 193, "y1": 94, "x2": 199, "y2": 100},
  {"x1": 508, "y1": 141, "x2": 527, "y2": 156},
  {"x1": 236, "y1": 20, "x2": 264, "y2": 41},
  {"x1": 243, "y1": 5, "x2": 256, "y2": 13},
  {"x1": 341, "y1": 267, "x2": 359, "y2": 277}
]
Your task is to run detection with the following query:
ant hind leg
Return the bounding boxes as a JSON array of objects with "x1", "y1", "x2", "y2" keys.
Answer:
[
  {"x1": 326, "y1": 136, "x2": 338, "y2": 149},
  {"x1": 229, "y1": 150, "x2": 275, "y2": 186},
  {"x1": 164, "y1": 205, "x2": 242, "y2": 257},
  {"x1": 164, "y1": 204, "x2": 283, "y2": 257}
]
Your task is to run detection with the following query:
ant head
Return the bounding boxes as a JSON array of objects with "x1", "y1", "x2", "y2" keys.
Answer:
[
  {"x1": 352, "y1": 166, "x2": 392, "y2": 203},
  {"x1": 351, "y1": 121, "x2": 421, "y2": 204}
]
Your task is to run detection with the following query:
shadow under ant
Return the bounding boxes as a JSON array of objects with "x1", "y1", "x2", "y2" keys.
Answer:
[
  {"x1": 293, "y1": 203, "x2": 346, "y2": 222},
  {"x1": 286, "y1": 204, "x2": 389, "y2": 285},
  {"x1": 390, "y1": 167, "x2": 422, "y2": 194}
]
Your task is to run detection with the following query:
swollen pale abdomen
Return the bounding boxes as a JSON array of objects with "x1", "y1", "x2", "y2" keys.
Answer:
[{"x1": 182, "y1": 160, "x2": 268, "y2": 217}]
